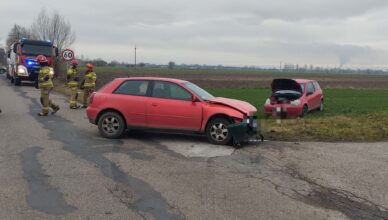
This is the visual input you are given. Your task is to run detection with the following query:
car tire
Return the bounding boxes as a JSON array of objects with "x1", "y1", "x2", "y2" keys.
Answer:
[
  {"x1": 301, "y1": 104, "x2": 308, "y2": 117},
  {"x1": 14, "y1": 77, "x2": 21, "y2": 86},
  {"x1": 319, "y1": 100, "x2": 324, "y2": 111},
  {"x1": 206, "y1": 117, "x2": 232, "y2": 145},
  {"x1": 98, "y1": 111, "x2": 126, "y2": 139},
  {"x1": 34, "y1": 77, "x2": 39, "y2": 89}
]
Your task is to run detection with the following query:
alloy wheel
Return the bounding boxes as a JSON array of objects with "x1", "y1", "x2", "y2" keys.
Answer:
[
  {"x1": 210, "y1": 123, "x2": 229, "y2": 142},
  {"x1": 102, "y1": 116, "x2": 120, "y2": 134}
]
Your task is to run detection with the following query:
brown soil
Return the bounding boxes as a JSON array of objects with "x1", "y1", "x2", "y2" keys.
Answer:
[{"x1": 90, "y1": 71, "x2": 388, "y2": 89}]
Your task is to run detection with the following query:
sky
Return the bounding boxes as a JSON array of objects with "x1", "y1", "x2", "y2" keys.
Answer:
[{"x1": 1, "y1": 0, "x2": 388, "y2": 68}]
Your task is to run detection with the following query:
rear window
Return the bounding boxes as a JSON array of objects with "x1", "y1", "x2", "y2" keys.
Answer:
[
  {"x1": 114, "y1": 80, "x2": 149, "y2": 96},
  {"x1": 313, "y1": 81, "x2": 321, "y2": 90}
]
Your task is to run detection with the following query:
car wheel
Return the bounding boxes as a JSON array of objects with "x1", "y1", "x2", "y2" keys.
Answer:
[
  {"x1": 206, "y1": 117, "x2": 232, "y2": 145},
  {"x1": 319, "y1": 100, "x2": 324, "y2": 111},
  {"x1": 301, "y1": 105, "x2": 308, "y2": 117},
  {"x1": 34, "y1": 77, "x2": 39, "y2": 89},
  {"x1": 98, "y1": 111, "x2": 126, "y2": 139},
  {"x1": 14, "y1": 77, "x2": 21, "y2": 86}
]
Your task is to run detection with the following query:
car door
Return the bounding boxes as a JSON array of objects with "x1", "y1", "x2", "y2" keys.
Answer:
[
  {"x1": 306, "y1": 82, "x2": 317, "y2": 109},
  {"x1": 307, "y1": 82, "x2": 321, "y2": 109},
  {"x1": 313, "y1": 81, "x2": 323, "y2": 101},
  {"x1": 112, "y1": 80, "x2": 150, "y2": 126},
  {"x1": 147, "y1": 81, "x2": 203, "y2": 131}
]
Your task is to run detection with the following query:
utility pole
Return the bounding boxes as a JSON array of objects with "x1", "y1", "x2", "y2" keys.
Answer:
[
  {"x1": 134, "y1": 45, "x2": 137, "y2": 69},
  {"x1": 279, "y1": 61, "x2": 282, "y2": 72}
]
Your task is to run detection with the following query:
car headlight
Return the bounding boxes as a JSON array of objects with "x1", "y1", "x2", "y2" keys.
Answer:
[
  {"x1": 265, "y1": 98, "x2": 271, "y2": 105},
  {"x1": 49, "y1": 67, "x2": 54, "y2": 77},
  {"x1": 290, "y1": 99, "x2": 301, "y2": 106},
  {"x1": 17, "y1": 65, "x2": 28, "y2": 76}
]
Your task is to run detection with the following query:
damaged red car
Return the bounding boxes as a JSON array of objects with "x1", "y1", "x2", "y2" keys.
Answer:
[
  {"x1": 263, "y1": 79, "x2": 324, "y2": 117},
  {"x1": 86, "y1": 77, "x2": 257, "y2": 145}
]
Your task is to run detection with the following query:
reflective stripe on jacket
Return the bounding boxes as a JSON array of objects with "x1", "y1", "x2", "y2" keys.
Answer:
[
  {"x1": 83, "y1": 71, "x2": 96, "y2": 88},
  {"x1": 38, "y1": 66, "x2": 54, "y2": 88},
  {"x1": 67, "y1": 68, "x2": 78, "y2": 87}
]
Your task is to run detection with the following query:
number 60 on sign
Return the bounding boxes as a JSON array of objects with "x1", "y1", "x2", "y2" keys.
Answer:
[{"x1": 61, "y1": 49, "x2": 75, "y2": 61}]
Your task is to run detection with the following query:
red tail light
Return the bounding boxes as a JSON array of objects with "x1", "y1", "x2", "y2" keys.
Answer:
[{"x1": 89, "y1": 92, "x2": 96, "y2": 104}]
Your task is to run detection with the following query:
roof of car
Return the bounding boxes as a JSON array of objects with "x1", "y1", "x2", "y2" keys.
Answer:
[
  {"x1": 294, "y1": 79, "x2": 315, "y2": 84},
  {"x1": 115, "y1": 77, "x2": 188, "y2": 84}
]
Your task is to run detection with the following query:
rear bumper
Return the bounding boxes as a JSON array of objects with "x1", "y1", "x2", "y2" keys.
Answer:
[
  {"x1": 264, "y1": 104, "x2": 303, "y2": 117},
  {"x1": 86, "y1": 106, "x2": 99, "y2": 124}
]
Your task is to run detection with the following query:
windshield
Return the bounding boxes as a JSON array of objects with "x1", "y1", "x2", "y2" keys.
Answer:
[
  {"x1": 183, "y1": 82, "x2": 214, "y2": 101},
  {"x1": 22, "y1": 44, "x2": 52, "y2": 56}
]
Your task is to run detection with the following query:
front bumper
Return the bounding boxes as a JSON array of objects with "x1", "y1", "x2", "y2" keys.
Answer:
[
  {"x1": 264, "y1": 104, "x2": 303, "y2": 118},
  {"x1": 227, "y1": 116, "x2": 261, "y2": 146},
  {"x1": 16, "y1": 70, "x2": 39, "y2": 81}
]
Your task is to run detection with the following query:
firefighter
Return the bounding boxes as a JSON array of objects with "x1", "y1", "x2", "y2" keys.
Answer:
[
  {"x1": 36, "y1": 55, "x2": 60, "y2": 116},
  {"x1": 81, "y1": 63, "x2": 96, "y2": 108},
  {"x1": 67, "y1": 59, "x2": 80, "y2": 109}
]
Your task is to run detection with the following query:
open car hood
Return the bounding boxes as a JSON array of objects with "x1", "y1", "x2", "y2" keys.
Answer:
[
  {"x1": 271, "y1": 78, "x2": 303, "y2": 94},
  {"x1": 208, "y1": 97, "x2": 257, "y2": 115}
]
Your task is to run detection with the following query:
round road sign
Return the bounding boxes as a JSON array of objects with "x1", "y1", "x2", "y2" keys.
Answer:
[{"x1": 61, "y1": 49, "x2": 75, "y2": 61}]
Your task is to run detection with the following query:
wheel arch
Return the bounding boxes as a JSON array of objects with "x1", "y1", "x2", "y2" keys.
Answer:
[
  {"x1": 203, "y1": 113, "x2": 234, "y2": 132},
  {"x1": 96, "y1": 108, "x2": 127, "y2": 128}
]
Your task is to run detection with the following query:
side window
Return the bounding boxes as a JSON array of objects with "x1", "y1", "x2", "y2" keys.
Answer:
[
  {"x1": 114, "y1": 80, "x2": 149, "y2": 96},
  {"x1": 152, "y1": 81, "x2": 192, "y2": 101},
  {"x1": 307, "y1": 82, "x2": 315, "y2": 94}
]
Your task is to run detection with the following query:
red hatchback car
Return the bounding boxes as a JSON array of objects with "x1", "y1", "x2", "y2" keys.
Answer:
[
  {"x1": 263, "y1": 79, "x2": 324, "y2": 117},
  {"x1": 86, "y1": 77, "x2": 257, "y2": 145}
]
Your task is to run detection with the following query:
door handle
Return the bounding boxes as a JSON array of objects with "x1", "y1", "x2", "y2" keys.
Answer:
[{"x1": 151, "y1": 103, "x2": 158, "y2": 107}]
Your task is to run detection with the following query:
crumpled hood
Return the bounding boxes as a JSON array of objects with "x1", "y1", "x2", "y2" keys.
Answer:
[{"x1": 208, "y1": 97, "x2": 257, "y2": 115}]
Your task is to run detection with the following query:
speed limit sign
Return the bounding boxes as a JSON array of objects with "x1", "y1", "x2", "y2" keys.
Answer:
[{"x1": 61, "y1": 49, "x2": 75, "y2": 61}]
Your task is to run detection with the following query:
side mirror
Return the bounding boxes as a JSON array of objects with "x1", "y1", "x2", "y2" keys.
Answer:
[{"x1": 192, "y1": 96, "x2": 199, "y2": 102}]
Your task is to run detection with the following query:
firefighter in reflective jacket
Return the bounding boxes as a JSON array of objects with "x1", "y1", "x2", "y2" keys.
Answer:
[
  {"x1": 67, "y1": 59, "x2": 80, "y2": 109},
  {"x1": 36, "y1": 55, "x2": 60, "y2": 116},
  {"x1": 81, "y1": 63, "x2": 96, "y2": 108}
]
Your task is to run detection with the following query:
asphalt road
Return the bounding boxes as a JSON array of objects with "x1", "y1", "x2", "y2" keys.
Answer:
[{"x1": 1, "y1": 75, "x2": 388, "y2": 220}]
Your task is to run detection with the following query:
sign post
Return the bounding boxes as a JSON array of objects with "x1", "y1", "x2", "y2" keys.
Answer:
[{"x1": 61, "y1": 49, "x2": 75, "y2": 78}]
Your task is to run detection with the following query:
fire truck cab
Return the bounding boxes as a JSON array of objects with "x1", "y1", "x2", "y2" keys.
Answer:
[{"x1": 7, "y1": 39, "x2": 58, "y2": 86}]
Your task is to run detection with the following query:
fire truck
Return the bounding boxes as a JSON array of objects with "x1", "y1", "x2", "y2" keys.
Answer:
[{"x1": 6, "y1": 38, "x2": 58, "y2": 86}]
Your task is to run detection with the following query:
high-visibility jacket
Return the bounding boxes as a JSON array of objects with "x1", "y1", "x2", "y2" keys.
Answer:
[
  {"x1": 67, "y1": 68, "x2": 79, "y2": 87},
  {"x1": 38, "y1": 66, "x2": 54, "y2": 88},
  {"x1": 83, "y1": 71, "x2": 96, "y2": 89}
]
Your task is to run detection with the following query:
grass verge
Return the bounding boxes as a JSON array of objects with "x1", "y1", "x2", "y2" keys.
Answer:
[{"x1": 209, "y1": 88, "x2": 388, "y2": 142}]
